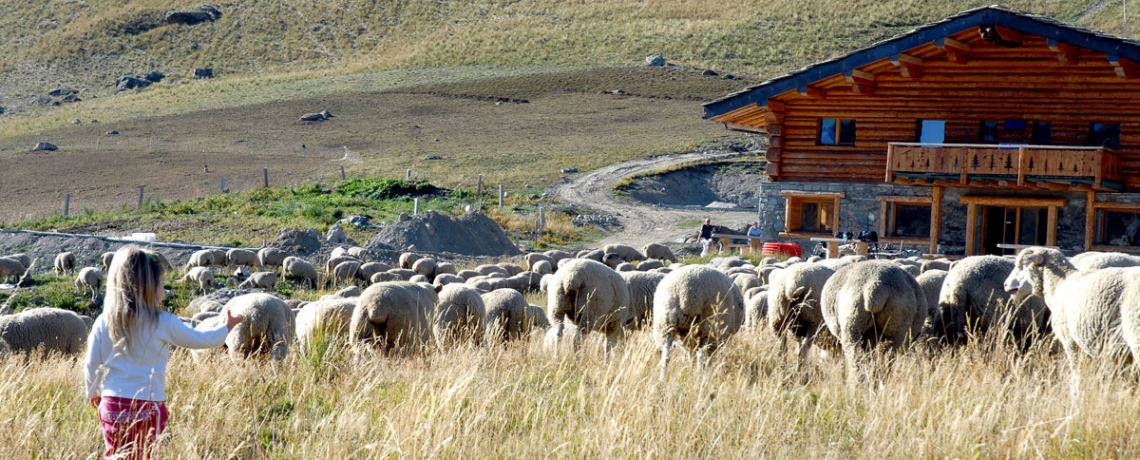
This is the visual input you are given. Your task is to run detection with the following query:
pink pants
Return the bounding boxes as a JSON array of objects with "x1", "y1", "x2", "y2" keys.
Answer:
[{"x1": 98, "y1": 396, "x2": 168, "y2": 460}]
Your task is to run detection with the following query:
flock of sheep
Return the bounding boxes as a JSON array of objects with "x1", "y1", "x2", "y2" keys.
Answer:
[{"x1": 2, "y1": 241, "x2": 1140, "y2": 387}]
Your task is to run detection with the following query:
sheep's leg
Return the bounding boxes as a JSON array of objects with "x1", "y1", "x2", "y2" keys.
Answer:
[
  {"x1": 797, "y1": 324, "x2": 819, "y2": 370},
  {"x1": 659, "y1": 333, "x2": 674, "y2": 382}
]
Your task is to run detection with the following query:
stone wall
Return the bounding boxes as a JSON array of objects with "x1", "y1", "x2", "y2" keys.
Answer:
[{"x1": 757, "y1": 180, "x2": 1125, "y2": 255}]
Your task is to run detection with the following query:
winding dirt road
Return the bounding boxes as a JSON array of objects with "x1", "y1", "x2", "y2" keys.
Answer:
[{"x1": 552, "y1": 150, "x2": 761, "y2": 250}]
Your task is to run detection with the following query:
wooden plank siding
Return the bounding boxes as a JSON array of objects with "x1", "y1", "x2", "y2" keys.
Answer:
[{"x1": 755, "y1": 33, "x2": 1140, "y2": 191}]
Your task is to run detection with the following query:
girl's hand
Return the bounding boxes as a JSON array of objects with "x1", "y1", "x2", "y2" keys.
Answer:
[
  {"x1": 225, "y1": 310, "x2": 245, "y2": 331},
  {"x1": 90, "y1": 397, "x2": 100, "y2": 409}
]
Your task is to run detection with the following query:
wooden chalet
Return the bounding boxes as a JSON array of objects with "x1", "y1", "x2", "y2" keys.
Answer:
[{"x1": 704, "y1": 5, "x2": 1140, "y2": 256}]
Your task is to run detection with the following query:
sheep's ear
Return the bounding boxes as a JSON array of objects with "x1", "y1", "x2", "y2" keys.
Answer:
[{"x1": 1026, "y1": 253, "x2": 1045, "y2": 266}]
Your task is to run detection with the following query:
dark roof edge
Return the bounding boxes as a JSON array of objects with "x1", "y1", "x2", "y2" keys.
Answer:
[{"x1": 703, "y1": 6, "x2": 1140, "y2": 120}]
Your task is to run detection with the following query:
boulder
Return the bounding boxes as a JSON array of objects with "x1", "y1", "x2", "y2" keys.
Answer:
[
  {"x1": 702, "y1": 69, "x2": 719, "y2": 77},
  {"x1": 48, "y1": 87, "x2": 76, "y2": 97},
  {"x1": 645, "y1": 54, "x2": 665, "y2": 66},
  {"x1": 165, "y1": 5, "x2": 222, "y2": 25},
  {"x1": 29, "y1": 95, "x2": 56, "y2": 106},
  {"x1": 61, "y1": 94, "x2": 82, "y2": 103},
  {"x1": 326, "y1": 223, "x2": 348, "y2": 244},
  {"x1": 115, "y1": 76, "x2": 151, "y2": 92},
  {"x1": 32, "y1": 142, "x2": 58, "y2": 152},
  {"x1": 144, "y1": 71, "x2": 165, "y2": 83},
  {"x1": 194, "y1": 68, "x2": 214, "y2": 79}
]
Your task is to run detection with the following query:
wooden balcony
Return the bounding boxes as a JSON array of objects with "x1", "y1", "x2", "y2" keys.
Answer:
[{"x1": 886, "y1": 143, "x2": 1123, "y2": 191}]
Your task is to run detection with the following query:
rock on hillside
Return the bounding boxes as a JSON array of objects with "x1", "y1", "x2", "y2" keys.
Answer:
[{"x1": 366, "y1": 211, "x2": 521, "y2": 257}]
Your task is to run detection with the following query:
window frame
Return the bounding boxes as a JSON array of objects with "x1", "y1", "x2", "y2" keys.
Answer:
[
  {"x1": 818, "y1": 118, "x2": 857, "y2": 146},
  {"x1": 1089, "y1": 122, "x2": 1122, "y2": 150},
  {"x1": 979, "y1": 120, "x2": 1000, "y2": 144},
  {"x1": 916, "y1": 119, "x2": 946, "y2": 144},
  {"x1": 779, "y1": 191, "x2": 844, "y2": 237},
  {"x1": 1032, "y1": 121, "x2": 1052, "y2": 145},
  {"x1": 876, "y1": 195, "x2": 934, "y2": 243}
]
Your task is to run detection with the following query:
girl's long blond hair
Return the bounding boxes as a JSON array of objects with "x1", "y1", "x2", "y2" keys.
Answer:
[{"x1": 104, "y1": 246, "x2": 166, "y2": 355}]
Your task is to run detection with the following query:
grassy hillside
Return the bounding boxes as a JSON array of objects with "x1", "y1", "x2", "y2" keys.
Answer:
[{"x1": 0, "y1": 1, "x2": 1108, "y2": 103}]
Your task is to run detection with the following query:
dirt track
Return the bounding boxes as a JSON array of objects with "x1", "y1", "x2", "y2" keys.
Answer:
[{"x1": 552, "y1": 150, "x2": 760, "y2": 251}]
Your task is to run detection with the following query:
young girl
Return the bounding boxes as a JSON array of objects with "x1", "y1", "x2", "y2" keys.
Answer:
[{"x1": 84, "y1": 246, "x2": 243, "y2": 459}]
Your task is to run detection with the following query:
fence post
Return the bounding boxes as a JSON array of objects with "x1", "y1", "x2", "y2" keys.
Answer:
[
  {"x1": 413, "y1": 198, "x2": 419, "y2": 215},
  {"x1": 476, "y1": 174, "x2": 483, "y2": 195},
  {"x1": 340, "y1": 165, "x2": 346, "y2": 181},
  {"x1": 498, "y1": 185, "x2": 504, "y2": 208},
  {"x1": 263, "y1": 167, "x2": 269, "y2": 188},
  {"x1": 138, "y1": 185, "x2": 145, "y2": 208},
  {"x1": 64, "y1": 193, "x2": 70, "y2": 217},
  {"x1": 538, "y1": 206, "x2": 546, "y2": 231},
  {"x1": 406, "y1": 169, "x2": 412, "y2": 181},
  {"x1": 220, "y1": 175, "x2": 226, "y2": 193}
]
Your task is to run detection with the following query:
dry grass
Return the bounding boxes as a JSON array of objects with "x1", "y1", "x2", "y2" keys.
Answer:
[{"x1": 4, "y1": 324, "x2": 1139, "y2": 458}]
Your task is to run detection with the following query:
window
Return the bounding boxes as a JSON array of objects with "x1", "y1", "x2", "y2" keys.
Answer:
[
  {"x1": 877, "y1": 196, "x2": 933, "y2": 240},
  {"x1": 780, "y1": 191, "x2": 844, "y2": 235},
  {"x1": 917, "y1": 119, "x2": 946, "y2": 144},
  {"x1": 1032, "y1": 121, "x2": 1051, "y2": 145},
  {"x1": 1004, "y1": 119, "x2": 1026, "y2": 130},
  {"x1": 1099, "y1": 209, "x2": 1140, "y2": 247},
  {"x1": 979, "y1": 120, "x2": 999, "y2": 143},
  {"x1": 819, "y1": 118, "x2": 856, "y2": 146},
  {"x1": 1090, "y1": 123, "x2": 1121, "y2": 150}
]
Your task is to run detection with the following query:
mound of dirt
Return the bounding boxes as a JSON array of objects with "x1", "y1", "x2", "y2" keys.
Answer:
[
  {"x1": 365, "y1": 210, "x2": 521, "y2": 257},
  {"x1": 622, "y1": 162, "x2": 766, "y2": 209},
  {"x1": 269, "y1": 228, "x2": 322, "y2": 256}
]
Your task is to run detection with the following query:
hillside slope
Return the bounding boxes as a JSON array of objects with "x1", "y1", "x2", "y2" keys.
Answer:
[{"x1": 0, "y1": 1, "x2": 1104, "y2": 109}]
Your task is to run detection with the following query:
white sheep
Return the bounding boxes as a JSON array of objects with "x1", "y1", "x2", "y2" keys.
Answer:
[
  {"x1": 619, "y1": 270, "x2": 666, "y2": 329},
  {"x1": 283, "y1": 257, "x2": 318, "y2": 288},
  {"x1": 347, "y1": 246, "x2": 369, "y2": 260},
  {"x1": 483, "y1": 288, "x2": 541, "y2": 343},
  {"x1": 331, "y1": 260, "x2": 361, "y2": 287},
  {"x1": 743, "y1": 286, "x2": 769, "y2": 330},
  {"x1": 184, "y1": 249, "x2": 216, "y2": 269},
  {"x1": 412, "y1": 258, "x2": 438, "y2": 280},
  {"x1": 914, "y1": 269, "x2": 947, "y2": 323},
  {"x1": 0, "y1": 307, "x2": 89, "y2": 357},
  {"x1": 54, "y1": 251, "x2": 76, "y2": 276},
  {"x1": 821, "y1": 261, "x2": 927, "y2": 384},
  {"x1": 545, "y1": 258, "x2": 631, "y2": 351},
  {"x1": 335, "y1": 285, "x2": 361, "y2": 298},
  {"x1": 258, "y1": 247, "x2": 291, "y2": 270},
  {"x1": 226, "y1": 248, "x2": 261, "y2": 270},
  {"x1": 74, "y1": 267, "x2": 104, "y2": 300},
  {"x1": 642, "y1": 243, "x2": 677, "y2": 263},
  {"x1": 350, "y1": 281, "x2": 436, "y2": 354},
  {"x1": 325, "y1": 255, "x2": 359, "y2": 274},
  {"x1": 602, "y1": 244, "x2": 645, "y2": 262},
  {"x1": 530, "y1": 260, "x2": 553, "y2": 275},
  {"x1": 182, "y1": 266, "x2": 215, "y2": 293},
  {"x1": 100, "y1": 251, "x2": 115, "y2": 271},
  {"x1": 637, "y1": 259, "x2": 665, "y2": 271},
  {"x1": 931, "y1": 255, "x2": 1048, "y2": 349},
  {"x1": 217, "y1": 293, "x2": 295, "y2": 361},
  {"x1": 237, "y1": 271, "x2": 278, "y2": 290},
  {"x1": 0, "y1": 257, "x2": 26, "y2": 283},
  {"x1": 1071, "y1": 252, "x2": 1140, "y2": 270},
  {"x1": 1004, "y1": 247, "x2": 1140, "y2": 387},
  {"x1": 399, "y1": 252, "x2": 420, "y2": 269},
  {"x1": 544, "y1": 249, "x2": 575, "y2": 266},
  {"x1": 294, "y1": 297, "x2": 356, "y2": 349},
  {"x1": 766, "y1": 263, "x2": 835, "y2": 364},
  {"x1": 433, "y1": 284, "x2": 486, "y2": 345},
  {"x1": 525, "y1": 253, "x2": 555, "y2": 272},
  {"x1": 653, "y1": 265, "x2": 744, "y2": 379}
]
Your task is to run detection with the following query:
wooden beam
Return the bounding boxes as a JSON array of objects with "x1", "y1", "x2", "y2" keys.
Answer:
[
  {"x1": 930, "y1": 187, "x2": 943, "y2": 255},
  {"x1": 965, "y1": 203, "x2": 977, "y2": 255},
  {"x1": 934, "y1": 38, "x2": 970, "y2": 64},
  {"x1": 890, "y1": 53, "x2": 924, "y2": 79},
  {"x1": 1086, "y1": 190, "x2": 1096, "y2": 251},
  {"x1": 797, "y1": 85, "x2": 827, "y2": 99},
  {"x1": 960, "y1": 196, "x2": 1066, "y2": 207},
  {"x1": 843, "y1": 69, "x2": 875, "y2": 96},
  {"x1": 1107, "y1": 55, "x2": 1136, "y2": 78},
  {"x1": 1046, "y1": 39, "x2": 1080, "y2": 65}
]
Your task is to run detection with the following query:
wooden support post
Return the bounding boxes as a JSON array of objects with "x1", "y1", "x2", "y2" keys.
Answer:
[
  {"x1": 476, "y1": 175, "x2": 483, "y2": 195},
  {"x1": 340, "y1": 165, "x2": 346, "y2": 181},
  {"x1": 538, "y1": 206, "x2": 546, "y2": 231},
  {"x1": 263, "y1": 167, "x2": 269, "y2": 188},
  {"x1": 406, "y1": 169, "x2": 412, "y2": 181},
  {"x1": 885, "y1": 144, "x2": 894, "y2": 182},
  {"x1": 498, "y1": 185, "x2": 504, "y2": 209},
  {"x1": 220, "y1": 175, "x2": 226, "y2": 193},
  {"x1": 138, "y1": 185, "x2": 145, "y2": 208},
  {"x1": 414, "y1": 198, "x2": 419, "y2": 215},
  {"x1": 64, "y1": 193, "x2": 70, "y2": 217},
  {"x1": 930, "y1": 187, "x2": 943, "y2": 255},
  {"x1": 843, "y1": 69, "x2": 875, "y2": 96},
  {"x1": 965, "y1": 203, "x2": 977, "y2": 255},
  {"x1": 1086, "y1": 190, "x2": 1097, "y2": 251},
  {"x1": 1047, "y1": 205, "x2": 1059, "y2": 247}
]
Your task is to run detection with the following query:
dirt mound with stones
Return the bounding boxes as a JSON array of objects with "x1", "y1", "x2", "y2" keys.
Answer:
[{"x1": 366, "y1": 210, "x2": 521, "y2": 257}]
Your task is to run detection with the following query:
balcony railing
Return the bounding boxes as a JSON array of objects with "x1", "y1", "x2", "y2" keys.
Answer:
[{"x1": 885, "y1": 142, "x2": 1123, "y2": 191}]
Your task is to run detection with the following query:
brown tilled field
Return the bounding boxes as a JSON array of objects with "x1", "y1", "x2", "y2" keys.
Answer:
[{"x1": 0, "y1": 68, "x2": 745, "y2": 224}]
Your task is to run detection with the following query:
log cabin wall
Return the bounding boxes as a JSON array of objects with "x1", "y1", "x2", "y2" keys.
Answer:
[{"x1": 769, "y1": 33, "x2": 1140, "y2": 191}]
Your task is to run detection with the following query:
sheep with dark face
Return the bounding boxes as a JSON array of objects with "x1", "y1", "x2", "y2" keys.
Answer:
[
  {"x1": 545, "y1": 259, "x2": 631, "y2": 352},
  {"x1": 654, "y1": 265, "x2": 745, "y2": 380},
  {"x1": 821, "y1": 261, "x2": 927, "y2": 384}
]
